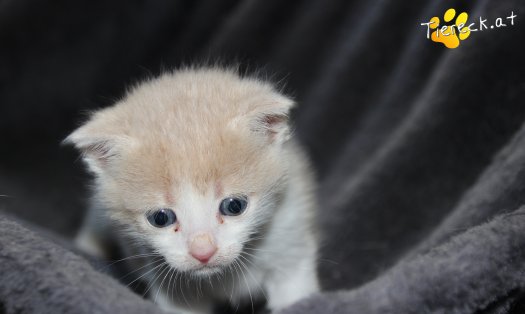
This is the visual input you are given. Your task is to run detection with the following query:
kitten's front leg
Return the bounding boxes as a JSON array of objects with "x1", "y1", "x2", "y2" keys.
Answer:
[
  {"x1": 75, "y1": 205, "x2": 114, "y2": 258},
  {"x1": 265, "y1": 255, "x2": 319, "y2": 312}
]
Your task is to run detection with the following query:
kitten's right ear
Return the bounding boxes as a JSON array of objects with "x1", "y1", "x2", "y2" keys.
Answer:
[
  {"x1": 63, "y1": 113, "x2": 133, "y2": 175},
  {"x1": 245, "y1": 93, "x2": 295, "y2": 145}
]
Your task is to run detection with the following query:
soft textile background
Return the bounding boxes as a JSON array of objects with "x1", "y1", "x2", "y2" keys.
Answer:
[{"x1": 1, "y1": 0, "x2": 525, "y2": 313}]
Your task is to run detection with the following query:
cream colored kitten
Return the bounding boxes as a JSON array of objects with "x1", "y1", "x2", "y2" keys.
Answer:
[{"x1": 66, "y1": 68, "x2": 319, "y2": 314}]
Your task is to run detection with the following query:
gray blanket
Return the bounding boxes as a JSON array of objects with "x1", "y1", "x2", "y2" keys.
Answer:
[{"x1": 1, "y1": 0, "x2": 525, "y2": 313}]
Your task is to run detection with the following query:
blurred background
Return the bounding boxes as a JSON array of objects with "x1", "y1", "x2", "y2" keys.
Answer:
[{"x1": 1, "y1": 0, "x2": 524, "y2": 293}]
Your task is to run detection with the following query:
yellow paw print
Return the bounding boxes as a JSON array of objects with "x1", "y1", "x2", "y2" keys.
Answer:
[{"x1": 429, "y1": 8, "x2": 471, "y2": 49}]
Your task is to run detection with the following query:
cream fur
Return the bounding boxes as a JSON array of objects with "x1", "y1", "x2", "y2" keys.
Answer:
[{"x1": 67, "y1": 67, "x2": 319, "y2": 313}]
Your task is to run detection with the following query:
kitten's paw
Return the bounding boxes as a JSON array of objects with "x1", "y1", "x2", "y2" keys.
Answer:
[{"x1": 74, "y1": 229, "x2": 106, "y2": 258}]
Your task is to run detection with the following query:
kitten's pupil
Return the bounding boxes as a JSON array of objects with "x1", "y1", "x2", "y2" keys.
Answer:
[
  {"x1": 155, "y1": 211, "x2": 168, "y2": 225},
  {"x1": 229, "y1": 199, "x2": 242, "y2": 213},
  {"x1": 220, "y1": 197, "x2": 248, "y2": 216}
]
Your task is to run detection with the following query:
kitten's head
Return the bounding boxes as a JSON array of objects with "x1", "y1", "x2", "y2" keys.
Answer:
[{"x1": 66, "y1": 68, "x2": 294, "y2": 275}]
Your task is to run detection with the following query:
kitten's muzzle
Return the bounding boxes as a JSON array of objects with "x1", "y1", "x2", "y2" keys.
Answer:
[{"x1": 189, "y1": 233, "x2": 217, "y2": 264}]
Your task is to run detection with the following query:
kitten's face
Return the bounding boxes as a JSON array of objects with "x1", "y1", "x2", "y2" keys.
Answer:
[
  {"x1": 102, "y1": 130, "x2": 287, "y2": 275},
  {"x1": 67, "y1": 69, "x2": 293, "y2": 275}
]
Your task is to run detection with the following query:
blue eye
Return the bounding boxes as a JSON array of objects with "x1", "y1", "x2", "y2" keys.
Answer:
[
  {"x1": 219, "y1": 196, "x2": 248, "y2": 216},
  {"x1": 147, "y1": 208, "x2": 177, "y2": 228}
]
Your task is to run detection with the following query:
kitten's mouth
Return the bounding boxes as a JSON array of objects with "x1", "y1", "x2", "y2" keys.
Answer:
[{"x1": 192, "y1": 264, "x2": 223, "y2": 276}]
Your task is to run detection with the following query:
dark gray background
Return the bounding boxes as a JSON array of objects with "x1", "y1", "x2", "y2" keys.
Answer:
[{"x1": 1, "y1": 0, "x2": 525, "y2": 313}]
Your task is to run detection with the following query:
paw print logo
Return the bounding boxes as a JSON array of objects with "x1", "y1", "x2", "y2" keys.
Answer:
[{"x1": 429, "y1": 8, "x2": 471, "y2": 49}]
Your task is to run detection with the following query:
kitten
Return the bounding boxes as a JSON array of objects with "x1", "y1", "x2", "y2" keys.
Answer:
[{"x1": 66, "y1": 68, "x2": 319, "y2": 314}]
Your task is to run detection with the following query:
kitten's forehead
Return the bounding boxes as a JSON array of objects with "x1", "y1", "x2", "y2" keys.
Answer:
[{"x1": 123, "y1": 130, "x2": 268, "y2": 198}]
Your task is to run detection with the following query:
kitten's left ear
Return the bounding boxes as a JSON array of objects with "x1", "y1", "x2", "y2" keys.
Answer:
[
  {"x1": 248, "y1": 94, "x2": 295, "y2": 145},
  {"x1": 63, "y1": 111, "x2": 135, "y2": 175}
]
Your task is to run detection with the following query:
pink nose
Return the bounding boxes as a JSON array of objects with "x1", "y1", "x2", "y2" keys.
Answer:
[{"x1": 189, "y1": 234, "x2": 217, "y2": 264}]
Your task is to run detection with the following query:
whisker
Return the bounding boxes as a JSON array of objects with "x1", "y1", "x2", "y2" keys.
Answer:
[
  {"x1": 226, "y1": 263, "x2": 235, "y2": 305},
  {"x1": 238, "y1": 255, "x2": 267, "y2": 303},
  {"x1": 118, "y1": 257, "x2": 165, "y2": 281},
  {"x1": 236, "y1": 258, "x2": 254, "y2": 314},
  {"x1": 126, "y1": 261, "x2": 166, "y2": 288},
  {"x1": 142, "y1": 264, "x2": 169, "y2": 298},
  {"x1": 207, "y1": 273, "x2": 213, "y2": 290},
  {"x1": 231, "y1": 260, "x2": 242, "y2": 313},
  {"x1": 166, "y1": 267, "x2": 176, "y2": 305},
  {"x1": 239, "y1": 250, "x2": 265, "y2": 261},
  {"x1": 241, "y1": 251, "x2": 290, "y2": 278},
  {"x1": 105, "y1": 253, "x2": 162, "y2": 266},
  {"x1": 154, "y1": 265, "x2": 173, "y2": 303},
  {"x1": 178, "y1": 272, "x2": 190, "y2": 309},
  {"x1": 197, "y1": 276, "x2": 203, "y2": 298}
]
